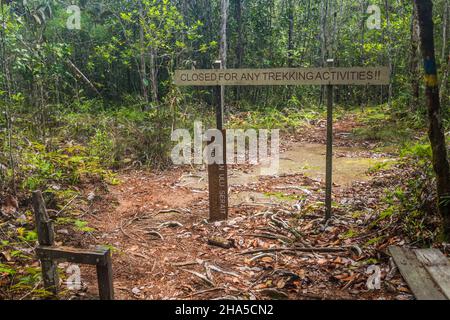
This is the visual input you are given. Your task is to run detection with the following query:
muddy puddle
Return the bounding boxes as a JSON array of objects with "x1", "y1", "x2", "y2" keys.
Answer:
[
  {"x1": 178, "y1": 143, "x2": 389, "y2": 205},
  {"x1": 277, "y1": 143, "x2": 385, "y2": 185}
]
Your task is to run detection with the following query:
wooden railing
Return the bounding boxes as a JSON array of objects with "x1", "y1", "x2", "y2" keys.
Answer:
[{"x1": 32, "y1": 190, "x2": 114, "y2": 300}]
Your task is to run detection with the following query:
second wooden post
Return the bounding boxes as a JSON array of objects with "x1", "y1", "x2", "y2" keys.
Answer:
[
  {"x1": 208, "y1": 60, "x2": 229, "y2": 222},
  {"x1": 325, "y1": 59, "x2": 334, "y2": 221}
]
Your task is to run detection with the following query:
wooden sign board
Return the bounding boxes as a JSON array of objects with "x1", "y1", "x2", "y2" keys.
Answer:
[
  {"x1": 208, "y1": 162, "x2": 228, "y2": 221},
  {"x1": 174, "y1": 67, "x2": 390, "y2": 86},
  {"x1": 207, "y1": 130, "x2": 229, "y2": 222}
]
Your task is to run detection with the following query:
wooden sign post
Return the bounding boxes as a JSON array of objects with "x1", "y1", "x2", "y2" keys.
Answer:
[
  {"x1": 325, "y1": 59, "x2": 334, "y2": 221},
  {"x1": 175, "y1": 64, "x2": 389, "y2": 222},
  {"x1": 207, "y1": 61, "x2": 229, "y2": 222}
]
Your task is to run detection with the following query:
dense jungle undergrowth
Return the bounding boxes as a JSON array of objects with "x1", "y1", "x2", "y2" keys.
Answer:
[{"x1": 0, "y1": 98, "x2": 448, "y2": 299}]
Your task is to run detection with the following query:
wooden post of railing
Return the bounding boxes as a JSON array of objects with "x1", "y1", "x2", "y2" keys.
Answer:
[
  {"x1": 32, "y1": 190, "x2": 59, "y2": 295},
  {"x1": 97, "y1": 250, "x2": 114, "y2": 300}
]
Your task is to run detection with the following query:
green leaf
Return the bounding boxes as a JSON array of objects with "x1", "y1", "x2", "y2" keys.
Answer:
[{"x1": 0, "y1": 264, "x2": 16, "y2": 276}]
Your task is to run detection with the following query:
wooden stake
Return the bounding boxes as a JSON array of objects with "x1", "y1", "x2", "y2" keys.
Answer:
[
  {"x1": 32, "y1": 191, "x2": 59, "y2": 295},
  {"x1": 96, "y1": 250, "x2": 114, "y2": 300},
  {"x1": 325, "y1": 59, "x2": 334, "y2": 221}
]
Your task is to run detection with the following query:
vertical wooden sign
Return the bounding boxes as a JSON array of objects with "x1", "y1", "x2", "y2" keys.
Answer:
[
  {"x1": 207, "y1": 130, "x2": 229, "y2": 221},
  {"x1": 208, "y1": 61, "x2": 229, "y2": 222}
]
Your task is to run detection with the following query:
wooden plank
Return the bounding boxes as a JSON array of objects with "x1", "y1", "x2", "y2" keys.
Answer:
[
  {"x1": 389, "y1": 246, "x2": 447, "y2": 300},
  {"x1": 96, "y1": 250, "x2": 114, "y2": 300},
  {"x1": 415, "y1": 249, "x2": 450, "y2": 299},
  {"x1": 174, "y1": 67, "x2": 390, "y2": 86},
  {"x1": 415, "y1": 248, "x2": 450, "y2": 266},
  {"x1": 36, "y1": 246, "x2": 109, "y2": 265}
]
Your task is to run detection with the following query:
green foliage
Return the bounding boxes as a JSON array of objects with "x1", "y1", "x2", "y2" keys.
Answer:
[
  {"x1": 0, "y1": 264, "x2": 16, "y2": 276},
  {"x1": 340, "y1": 229, "x2": 359, "y2": 240},
  {"x1": 368, "y1": 160, "x2": 397, "y2": 174},
  {"x1": 10, "y1": 266, "x2": 45, "y2": 295},
  {"x1": 370, "y1": 205, "x2": 396, "y2": 229},
  {"x1": 88, "y1": 130, "x2": 116, "y2": 168},
  {"x1": 14, "y1": 267, "x2": 41, "y2": 287},
  {"x1": 373, "y1": 141, "x2": 440, "y2": 245},
  {"x1": 97, "y1": 244, "x2": 121, "y2": 256},
  {"x1": 353, "y1": 120, "x2": 413, "y2": 145},
  {"x1": 400, "y1": 141, "x2": 432, "y2": 160},
  {"x1": 264, "y1": 191, "x2": 306, "y2": 202},
  {"x1": 229, "y1": 107, "x2": 321, "y2": 131},
  {"x1": 56, "y1": 217, "x2": 95, "y2": 233},
  {"x1": 365, "y1": 236, "x2": 384, "y2": 246},
  {"x1": 73, "y1": 220, "x2": 95, "y2": 233},
  {"x1": 349, "y1": 103, "x2": 428, "y2": 148},
  {"x1": 19, "y1": 142, "x2": 117, "y2": 191},
  {"x1": 17, "y1": 229, "x2": 38, "y2": 243}
]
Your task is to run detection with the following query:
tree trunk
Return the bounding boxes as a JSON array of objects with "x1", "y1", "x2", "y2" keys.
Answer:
[
  {"x1": 410, "y1": 5, "x2": 420, "y2": 109},
  {"x1": 334, "y1": 0, "x2": 344, "y2": 104},
  {"x1": 299, "y1": 0, "x2": 312, "y2": 62},
  {"x1": 414, "y1": 0, "x2": 450, "y2": 240},
  {"x1": 442, "y1": 0, "x2": 449, "y2": 63},
  {"x1": 220, "y1": 0, "x2": 229, "y2": 68},
  {"x1": 319, "y1": 0, "x2": 329, "y2": 106},
  {"x1": 220, "y1": 0, "x2": 229, "y2": 113},
  {"x1": 235, "y1": 0, "x2": 243, "y2": 68},
  {"x1": 138, "y1": 1, "x2": 149, "y2": 103},
  {"x1": 384, "y1": 0, "x2": 394, "y2": 106},
  {"x1": 359, "y1": 0, "x2": 366, "y2": 108},
  {"x1": 287, "y1": 0, "x2": 294, "y2": 67},
  {"x1": 234, "y1": 0, "x2": 243, "y2": 101},
  {"x1": 0, "y1": 0, "x2": 11, "y2": 99},
  {"x1": 320, "y1": 0, "x2": 329, "y2": 66},
  {"x1": 440, "y1": 0, "x2": 449, "y2": 107},
  {"x1": 360, "y1": 0, "x2": 366, "y2": 63},
  {"x1": 149, "y1": 47, "x2": 158, "y2": 103}
]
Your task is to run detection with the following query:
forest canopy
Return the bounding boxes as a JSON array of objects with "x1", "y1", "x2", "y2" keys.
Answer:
[{"x1": 0, "y1": 0, "x2": 447, "y2": 108}]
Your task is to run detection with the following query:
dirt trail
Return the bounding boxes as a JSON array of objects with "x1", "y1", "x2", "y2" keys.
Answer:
[{"x1": 78, "y1": 118, "x2": 408, "y2": 300}]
